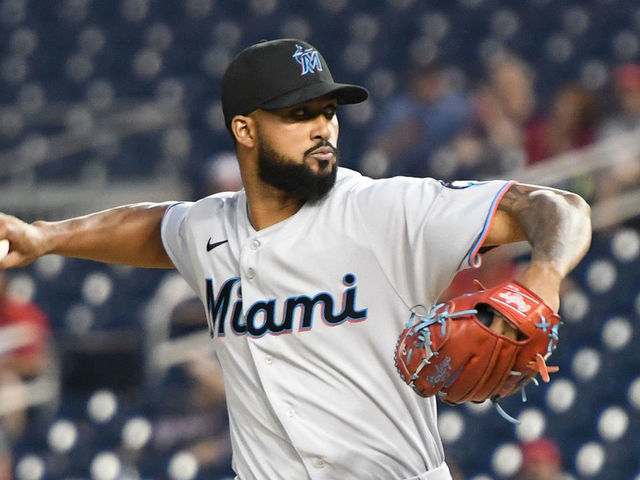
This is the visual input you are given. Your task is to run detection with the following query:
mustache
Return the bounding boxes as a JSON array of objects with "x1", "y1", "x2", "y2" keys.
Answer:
[{"x1": 304, "y1": 140, "x2": 338, "y2": 157}]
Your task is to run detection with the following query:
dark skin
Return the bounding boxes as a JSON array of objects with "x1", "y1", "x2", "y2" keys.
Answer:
[
  {"x1": 0, "y1": 96, "x2": 592, "y2": 340},
  {"x1": 232, "y1": 95, "x2": 340, "y2": 230},
  {"x1": 485, "y1": 183, "x2": 591, "y2": 337}
]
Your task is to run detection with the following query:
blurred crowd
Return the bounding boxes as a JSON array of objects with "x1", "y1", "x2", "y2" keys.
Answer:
[
  {"x1": 0, "y1": 266, "x2": 234, "y2": 480},
  {"x1": 358, "y1": 56, "x2": 640, "y2": 206},
  {"x1": 0, "y1": 271, "x2": 53, "y2": 480}
]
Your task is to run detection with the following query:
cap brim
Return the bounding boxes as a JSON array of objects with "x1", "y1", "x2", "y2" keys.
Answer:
[{"x1": 258, "y1": 81, "x2": 369, "y2": 110}]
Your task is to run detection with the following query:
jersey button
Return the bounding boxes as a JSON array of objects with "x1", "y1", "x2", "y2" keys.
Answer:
[
  {"x1": 265, "y1": 355, "x2": 273, "y2": 365},
  {"x1": 246, "y1": 268, "x2": 255, "y2": 279},
  {"x1": 313, "y1": 458, "x2": 327, "y2": 469},
  {"x1": 287, "y1": 408, "x2": 296, "y2": 417},
  {"x1": 250, "y1": 239, "x2": 260, "y2": 250}
]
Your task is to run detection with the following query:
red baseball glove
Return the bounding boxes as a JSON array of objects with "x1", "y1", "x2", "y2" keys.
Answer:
[{"x1": 394, "y1": 281, "x2": 560, "y2": 420}]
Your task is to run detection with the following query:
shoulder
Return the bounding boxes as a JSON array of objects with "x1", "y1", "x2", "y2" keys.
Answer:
[
  {"x1": 335, "y1": 169, "x2": 510, "y2": 194},
  {"x1": 172, "y1": 190, "x2": 242, "y2": 218},
  {"x1": 334, "y1": 167, "x2": 367, "y2": 188},
  {"x1": 194, "y1": 190, "x2": 241, "y2": 210},
  {"x1": 336, "y1": 168, "x2": 444, "y2": 194},
  {"x1": 334, "y1": 167, "x2": 442, "y2": 191},
  {"x1": 162, "y1": 190, "x2": 244, "y2": 233},
  {"x1": 328, "y1": 168, "x2": 444, "y2": 209}
]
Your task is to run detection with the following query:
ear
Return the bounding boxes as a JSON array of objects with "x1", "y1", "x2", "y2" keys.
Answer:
[{"x1": 231, "y1": 115, "x2": 256, "y2": 148}]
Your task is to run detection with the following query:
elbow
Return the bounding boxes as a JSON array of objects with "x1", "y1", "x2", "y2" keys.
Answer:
[
  {"x1": 564, "y1": 191, "x2": 593, "y2": 239},
  {"x1": 528, "y1": 189, "x2": 591, "y2": 225},
  {"x1": 564, "y1": 191, "x2": 591, "y2": 218},
  {"x1": 559, "y1": 191, "x2": 593, "y2": 264}
]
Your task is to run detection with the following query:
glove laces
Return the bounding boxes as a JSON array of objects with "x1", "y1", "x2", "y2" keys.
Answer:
[
  {"x1": 406, "y1": 306, "x2": 560, "y2": 425},
  {"x1": 404, "y1": 304, "x2": 477, "y2": 389},
  {"x1": 495, "y1": 317, "x2": 561, "y2": 424}
]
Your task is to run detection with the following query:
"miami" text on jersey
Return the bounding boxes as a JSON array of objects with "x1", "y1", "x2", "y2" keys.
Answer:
[{"x1": 204, "y1": 273, "x2": 368, "y2": 338}]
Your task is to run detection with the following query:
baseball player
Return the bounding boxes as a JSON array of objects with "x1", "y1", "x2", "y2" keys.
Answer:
[{"x1": 0, "y1": 39, "x2": 591, "y2": 480}]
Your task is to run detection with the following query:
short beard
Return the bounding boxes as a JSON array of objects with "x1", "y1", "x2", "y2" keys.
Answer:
[{"x1": 257, "y1": 137, "x2": 338, "y2": 203}]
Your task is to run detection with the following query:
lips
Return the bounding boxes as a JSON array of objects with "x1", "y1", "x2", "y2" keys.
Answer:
[{"x1": 309, "y1": 146, "x2": 336, "y2": 161}]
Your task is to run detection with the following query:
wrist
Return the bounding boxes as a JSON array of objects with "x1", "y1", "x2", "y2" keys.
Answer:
[
  {"x1": 518, "y1": 261, "x2": 564, "y2": 312},
  {"x1": 523, "y1": 259, "x2": 564, "y2": 281},
  {"x1": 30, "y1": 220, "x2": 57, "y2": 257}
]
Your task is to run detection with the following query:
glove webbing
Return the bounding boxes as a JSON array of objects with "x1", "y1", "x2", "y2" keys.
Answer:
[
  {"x1": 406, "y1": 304, "x2": 559, "y2": 424},
  {"x1": 404, "y1": 305, "x2": 476, "y2": 385}
]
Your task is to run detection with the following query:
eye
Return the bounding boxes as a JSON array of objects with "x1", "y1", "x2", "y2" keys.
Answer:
[
  {"x1": 324, "y1": 106, "x2": 337, "y2": 119},
  {"x1": 292, "y1": 108, "x2": 307, "y2": 119}
]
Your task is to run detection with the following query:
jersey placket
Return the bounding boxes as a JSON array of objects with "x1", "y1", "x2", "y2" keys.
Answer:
[{"x1": 237, "y1": 225, "x2": 336, "y2": 479}]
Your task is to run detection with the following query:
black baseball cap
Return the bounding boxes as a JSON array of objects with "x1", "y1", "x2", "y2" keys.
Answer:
[{"x1": 221, "y1": 38, "x2": 369, "y2": 127}]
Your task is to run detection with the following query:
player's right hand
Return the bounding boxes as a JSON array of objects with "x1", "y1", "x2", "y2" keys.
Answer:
[{"x1": 0, "y1": 212, "x2": 47, "y2": 270}]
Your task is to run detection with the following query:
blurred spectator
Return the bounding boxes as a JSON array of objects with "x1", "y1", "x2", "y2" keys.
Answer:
[
  {"x1": 598, "y1": 63, "x2": 640, "y2": 140},
  {"x1": 361, "y1": 62, "x2": 473, "y2": 178},
  {"x1": 148, "y1": 297, "x2": 232, "y2": 477},
  {"x1": 0, "y1": 271, "x2": 52, "y2": 441},
  {"x1": 477, "y1": 54, "x2": 536, "y2": 154},
  {"x1": 430, "y1": 54, "x2": 535, "y2": 180},
  {"x1": 525, "y1": 83, "x2": 600, "y2": 164},
  {"x1": 0, "y1": 429, "x2": 9, "y2": 480},
  {"x1": 585, "y1": 63, "x2": 640, "y2": 210},
  {"x1": 514, "y1": 438, "x2": 563, "y2": 480},
  {"x1": 192, "y1": 151, "x2": 243, "y2": 199},
  {"x1": 447, "y1": 458, "x2": 466, "y2": 480},
  {"x1": 559, "y1": 64, "x2": 640, "y2": 208}
]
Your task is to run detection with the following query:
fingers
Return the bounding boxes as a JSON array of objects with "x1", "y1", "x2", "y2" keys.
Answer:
[
  {"x1": 1, "y1": 251, "x2": 29, "y2": 270},
  {"x1": 479, "y1": 304, "x2": 520, "y2": 340},
  {"x1": 0, "y1": 213, "x2": 40, "y2": 270},
  {"x1": 0, "y1": 214, "x2": 17, "y2": 270},
  {"x1": 0, "y1": 243, "x2": 26, "y2": 270},
  {"x1": 0, "y1": 212, "x2": 22, "y2": 242},
  {"x1": 489, "y1": 313, "x2": 519, "y2": 340},
  {"x1": 0, "y1": 213, "x2": 12, "y2": 241}
]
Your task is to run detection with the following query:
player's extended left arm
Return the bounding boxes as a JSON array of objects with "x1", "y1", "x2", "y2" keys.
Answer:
[{"x1": 485, "y1": 183, "x2": 592, "y2": 311}]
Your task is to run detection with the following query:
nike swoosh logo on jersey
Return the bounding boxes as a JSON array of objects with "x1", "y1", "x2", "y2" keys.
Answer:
[{"x1": 207, "y1": 238, "x2": 228, "y2": 252}]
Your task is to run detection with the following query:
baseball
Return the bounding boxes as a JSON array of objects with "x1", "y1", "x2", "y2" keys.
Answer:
[{"x1": 0, "y1": 239, "x2": 10, "y2": 261}]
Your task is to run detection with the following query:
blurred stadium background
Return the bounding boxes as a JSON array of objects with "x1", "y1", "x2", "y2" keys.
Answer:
[{"x1": 0, "y1": 0, "x2": 640, "y2": 479}]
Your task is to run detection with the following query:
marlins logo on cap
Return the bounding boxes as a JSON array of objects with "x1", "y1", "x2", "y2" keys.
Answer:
[{"x1": 292, "y1": 44, "x2": 323, "y2": 76}]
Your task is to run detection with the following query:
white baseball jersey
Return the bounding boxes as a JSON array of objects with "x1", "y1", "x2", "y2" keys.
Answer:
[{"x1": 161, "y1": 167, "x2": 514, "y2": 480}]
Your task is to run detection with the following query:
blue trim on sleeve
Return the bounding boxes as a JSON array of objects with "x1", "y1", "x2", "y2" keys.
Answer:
[
  {"x1": 165, "y1": 201, "x2": 185, "y2": 214},
  {"x1": 467, "y1": 181, "x2": 517, "y2": 268}
]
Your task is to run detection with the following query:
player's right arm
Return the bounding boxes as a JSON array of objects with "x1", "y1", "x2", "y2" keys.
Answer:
[
  {"x1": 0, "y1": 202, "x2": 175, "y2": 270},
  {"x1": 484, "y1": 183, "x2": 592, "y2": 312}
]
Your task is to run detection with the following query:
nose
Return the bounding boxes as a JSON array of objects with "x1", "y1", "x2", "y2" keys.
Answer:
[{"x1": 310, "y1": 114, "x2": 332, "y2": 141}]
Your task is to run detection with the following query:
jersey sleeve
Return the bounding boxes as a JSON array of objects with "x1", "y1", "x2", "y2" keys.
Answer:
[
  {"x1": 427, "y1": 181, "x2": 516, "y2": 269},
  {"x1": 160, "y1": 201, "x2": 200, "y2": 294},
  {"x1": 352, "y1": 177, "x2": 515, "y2": 306}
]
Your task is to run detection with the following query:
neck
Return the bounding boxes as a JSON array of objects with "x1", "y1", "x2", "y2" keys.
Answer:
[{"x1": 242, "y1": 170, "x2": 305, "y2": 231}]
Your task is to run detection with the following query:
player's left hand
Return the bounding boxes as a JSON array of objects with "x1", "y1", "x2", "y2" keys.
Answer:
[{"x1": 394, "y1": 280, "x2": 560, "y2": 405}]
